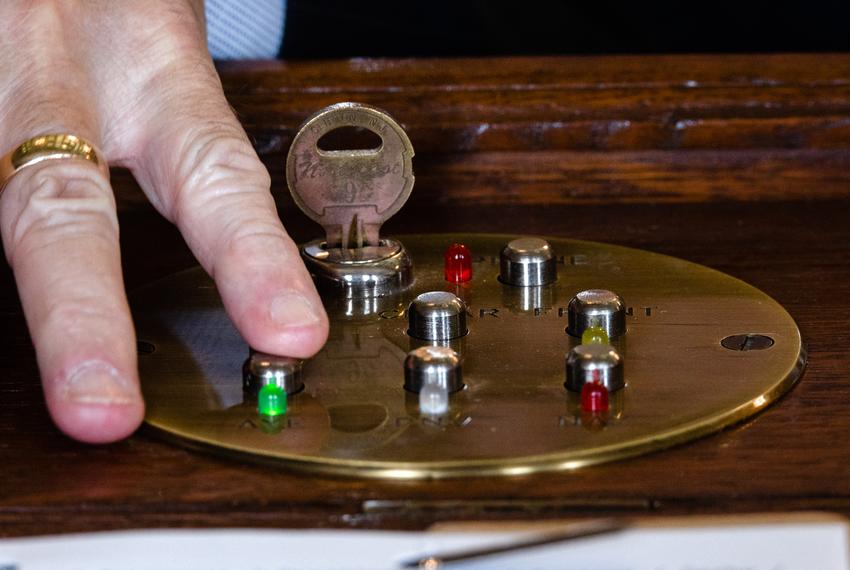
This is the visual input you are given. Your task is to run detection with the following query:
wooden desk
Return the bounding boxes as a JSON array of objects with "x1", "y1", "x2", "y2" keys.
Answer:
[{"x1": 2, "y1": 55, "x2": 850, "y2": 535}]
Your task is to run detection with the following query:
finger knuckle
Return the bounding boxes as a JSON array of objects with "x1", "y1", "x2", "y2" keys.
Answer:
[
  {"x1": 224, "y1": 223, "x2": 297, "y2": 264},
  {"x1": 4, "y1": 163, "x2": 117, "y2": 264},
  {"x1": 41, "y1": 293, "x2": 123, "y2": 340},
  {"x1": 170, "y1": 126, "x2": 272, "y2": 225}
]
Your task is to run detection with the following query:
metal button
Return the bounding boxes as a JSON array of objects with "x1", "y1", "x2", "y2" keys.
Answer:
[
  {"x1": 499, "y1": 237, "x2": 557, "y2": 286},
  {"x1": 407, "y1": 291, "x2": 468, "y2": 340},
  {"x1": 242, "y1": 351, "x2": 304, "y2": 395},
  {"x1": 565, "y1": 344, "x2": 624, "y2": 392},
  {"x1": 567, "y1": 289, "x2": 626, "y2": 339},
  {"x1": 404, "y1": 346, "x2": 464, "y2": 401}
]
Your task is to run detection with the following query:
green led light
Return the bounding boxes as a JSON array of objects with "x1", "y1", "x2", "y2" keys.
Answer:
[
  {"x1": 258, "y1": 384, "x2": 287, "y2": 417},
  {"x1": 581, "y1": 326, "x2": 609, "y2": 345}
]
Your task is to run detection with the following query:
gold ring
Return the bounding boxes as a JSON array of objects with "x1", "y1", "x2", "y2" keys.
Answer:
[{"x1": 0, "y1": 134, "x2": 109, "y2": 198}]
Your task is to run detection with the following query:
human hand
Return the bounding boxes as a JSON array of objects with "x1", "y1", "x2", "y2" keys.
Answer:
[{"x1": 0, "y1": 0, "x2": 328, "y2": 443}]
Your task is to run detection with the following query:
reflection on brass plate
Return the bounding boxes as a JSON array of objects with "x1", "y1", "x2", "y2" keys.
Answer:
[{"x1": 133, "y1": 234, "x2": 805, "y2": 479}]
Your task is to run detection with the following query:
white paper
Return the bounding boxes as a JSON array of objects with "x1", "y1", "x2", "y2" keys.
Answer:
[{"x1": 0, "y1": 522, "x2": 845, "y2": 570}]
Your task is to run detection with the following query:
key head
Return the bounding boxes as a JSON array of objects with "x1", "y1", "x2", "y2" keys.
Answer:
[{"x1": 286, "y1": 102, "x2": 415, "y2": 249}]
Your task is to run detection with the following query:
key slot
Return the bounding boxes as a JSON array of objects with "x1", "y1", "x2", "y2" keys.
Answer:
[{"x1": 317, "y1": 125, "x2": 383, "y2": 153}]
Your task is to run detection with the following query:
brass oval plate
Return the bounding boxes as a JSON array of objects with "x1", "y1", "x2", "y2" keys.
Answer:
[{"x1": 133, "y1": 234, "x2": 805, "y2": 479}]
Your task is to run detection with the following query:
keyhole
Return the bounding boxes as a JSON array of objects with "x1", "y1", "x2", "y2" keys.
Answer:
[
  {"x1": 317, "y1": 126, "x2": 382, "y2": 152},
  {"x1": 721, "y1": 334, "x2": 775, "y2": 351}
]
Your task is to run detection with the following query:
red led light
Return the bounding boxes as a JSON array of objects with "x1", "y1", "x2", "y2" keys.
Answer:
[
  {"x1": 444, "y1": 243, "x2": 473, "y2": 283},
  {"x1": 580, "y1": 382, "x2": 609, "y2": 414}
]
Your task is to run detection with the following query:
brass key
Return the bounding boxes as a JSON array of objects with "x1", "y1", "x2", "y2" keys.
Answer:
[{"x1": 286, "y1": 102, "x2": 415, "y2": 249}]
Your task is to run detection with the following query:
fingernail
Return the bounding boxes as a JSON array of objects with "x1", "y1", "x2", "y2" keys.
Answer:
[
  {"x1": 269, "y1": 292, "x2": 321, "y2": 328},
  {"x1": 62, "y1": 362, "x2": 137, "y2": 405}
]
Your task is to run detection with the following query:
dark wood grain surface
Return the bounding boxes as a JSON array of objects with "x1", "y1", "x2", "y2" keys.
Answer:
[{"x1": 2, "y1": 55, "x2": 850, "y2": 536}]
